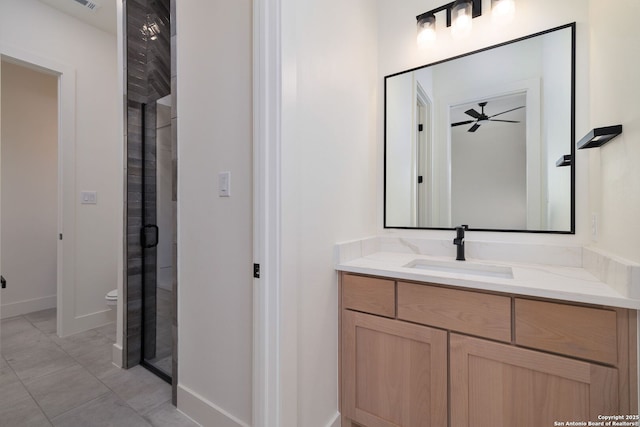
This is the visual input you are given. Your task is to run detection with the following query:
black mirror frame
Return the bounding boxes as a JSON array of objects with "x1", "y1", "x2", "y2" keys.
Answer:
[{"x1": 383, "y1": 22, "x2": 576, "y2": 234}]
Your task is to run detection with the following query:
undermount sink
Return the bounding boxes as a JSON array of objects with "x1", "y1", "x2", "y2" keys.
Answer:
[{"x1": 404, "y1": 259, "x2": 514, "y2": 279}]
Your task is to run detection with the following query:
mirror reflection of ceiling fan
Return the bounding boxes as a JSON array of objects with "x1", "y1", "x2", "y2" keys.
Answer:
[{"x1": 451, "y1": 101, "x2": 525, "y2": 133}]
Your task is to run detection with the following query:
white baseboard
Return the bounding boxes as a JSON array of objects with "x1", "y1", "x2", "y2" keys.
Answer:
[
  {"x1": 112, "y1": 343, "x2": 124, "y2": 368},
  {"x1": 1, "y1": 295, "x2": 56, "y2": 319},
  {"x1": 177, "y1": 384, "x2": 250, "y2": 427},
  {"x1": 58, "y1": 309, "x2": 115, "y2": 337},
  {"x1": 327, "y1": 412, "x2": 341, "y2": 427}
]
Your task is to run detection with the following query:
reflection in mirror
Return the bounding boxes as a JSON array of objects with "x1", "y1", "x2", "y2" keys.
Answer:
[
  {"x1": 451, "y1": 93, "x2": 527, "y2": 230},
  {"x1": 384, "y1": 23, "x2": 575, "y2": 232}
]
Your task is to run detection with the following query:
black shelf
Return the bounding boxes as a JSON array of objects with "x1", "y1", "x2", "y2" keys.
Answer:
[
  {"x1": 577, "y1": 125, "x2": 622, "y2": 149},
  {"x1": 555, "y1": 154, "x2": 572, "y2": 167}
]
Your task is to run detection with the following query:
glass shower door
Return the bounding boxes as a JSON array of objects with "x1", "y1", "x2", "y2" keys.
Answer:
[{"x1": 140, "y1": 96, "x2": 174, "y2": 382}]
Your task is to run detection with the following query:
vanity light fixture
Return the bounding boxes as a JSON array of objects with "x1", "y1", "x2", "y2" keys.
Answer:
[
  {"x1": 577, "y1": 125, "x2": 623, "y2": 149},
  {"x1": 450, "y1": 0, "x2": 474, "y2": 39},
  {"x1": 142, "y1": 14, "x2": 161, "y2": 41},
  {"x1": 417, "y1": 13, "x2": 437, "y2": 48},
  {"x1": 416, "y1": 0, "x2": 482, "y2": 47},
  {"x1": 491, "y1": 0, "x2": 515, "y2": 24}
]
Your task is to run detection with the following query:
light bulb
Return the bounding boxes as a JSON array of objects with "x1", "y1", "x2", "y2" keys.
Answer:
[
  {"x1": 451, "y1": 0, "x2": 473, "y2": 39},
  {"x1": 417, "y1": 14, "x2": 436, "y2": 48},
  {"x1": 492, "y1": 0, "x2": 515, "y2": 24}
]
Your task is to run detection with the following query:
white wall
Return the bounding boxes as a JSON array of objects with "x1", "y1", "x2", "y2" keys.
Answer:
[
  {"x1": 0, "y1": 0, "x2": 120, "y2": 334},
  {"x1": 175, "y1": 1, "x2": 253, "y2": 425},
  {"x1": 1, "y1": 61, "x2": 58, "y2": 318},
  {"x1": 280, "y1": 0, "x2": 379, "y2": 425},
  {"x1": 589, "y1": 0, "x2": 640, "y2": 263}
]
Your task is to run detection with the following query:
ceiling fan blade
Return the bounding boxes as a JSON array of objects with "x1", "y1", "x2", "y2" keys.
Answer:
[
  {"x1": 468, "y1": 123, "x2": 481, "y2": 132},
  {"x1": 451, "y1": 120, "x2": 476, "y2": 127},
  {"x1": 489, "y1": 105, "x2": 525, "y2": 118},
  {"x1": 465, "y1": 109, "x2": 482, "y2": 119},
  {"x1": 489, "y1": 119, "x2": 521, "y2": 123}
]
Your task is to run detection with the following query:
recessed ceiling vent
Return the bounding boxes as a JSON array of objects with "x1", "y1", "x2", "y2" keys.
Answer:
[{"x1": 72, "y1": 0, "x2": 101, "y2": 12}]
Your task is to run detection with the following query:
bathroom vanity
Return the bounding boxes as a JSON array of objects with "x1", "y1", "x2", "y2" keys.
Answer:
[
  {"x1": 336, "y1": 239, "x2": 639, "y2": 427},
  {"x1": 353, "y1": 16, "x2": 640, "y2": 425}
]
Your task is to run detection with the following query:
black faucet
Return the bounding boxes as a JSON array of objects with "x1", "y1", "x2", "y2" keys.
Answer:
[{"x1": 453, "y1": 225, "x2": 468, "y2": 261}]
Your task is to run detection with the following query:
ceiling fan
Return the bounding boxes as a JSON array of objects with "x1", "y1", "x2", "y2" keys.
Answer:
[{"x1": 451, "y1": 101, "x2": 525, "y2": 133}]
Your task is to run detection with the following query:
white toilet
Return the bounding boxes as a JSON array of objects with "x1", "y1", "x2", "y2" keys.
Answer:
[{"x1": 105, "y1": 289, "x2": 118, "y2": 308}]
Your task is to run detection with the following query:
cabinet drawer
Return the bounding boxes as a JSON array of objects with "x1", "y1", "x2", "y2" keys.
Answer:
[
  {"x1": 397, "y1": 282, "x2": 511, "y2": 342},
  {"x1": 342, "y1": 274, "x2": 395, "y2": 318},
  {"x1": 515, "y1": 299, "x2": 618, "y2": 365}
]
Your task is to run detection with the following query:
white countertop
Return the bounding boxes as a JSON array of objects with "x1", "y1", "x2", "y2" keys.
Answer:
[{"x1": 336, "y1": 251, "x2": 640, "y2": 310}]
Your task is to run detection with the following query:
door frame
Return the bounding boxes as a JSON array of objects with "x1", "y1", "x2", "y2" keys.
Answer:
[
  {"x1": 252, "y1": 0, "x2": 285, "y2": 425},
  {"x1": 415, "y1": 82, "x2": 432, "y2": 228},
  {"x1": 0, "y1": 44, "x2": 75, "y2": 337}
]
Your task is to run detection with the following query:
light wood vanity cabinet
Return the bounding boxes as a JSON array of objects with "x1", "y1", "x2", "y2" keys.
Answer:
[
  {"x1": 339, "y1": 273, "x2": 638, "y2": 427},
  {"x1": 450, "y1": 333, "x2": 619, "y2": 427},
  {"x1": 342, "y1": 311, "x2": 447, "y2": 427}
]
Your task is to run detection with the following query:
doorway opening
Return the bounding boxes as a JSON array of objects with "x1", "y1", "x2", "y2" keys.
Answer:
[
  {"x1": 0, "y1": 59, "x2": 58, "y2": 326},
  {"x1": 415, "y1": 83, "x2": 432, "y2": 228}
]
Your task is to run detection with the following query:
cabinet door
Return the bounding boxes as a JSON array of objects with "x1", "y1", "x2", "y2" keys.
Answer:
[
  {"x1": 450, "y1": 334, "x2": 619, "y2": 427},
  {"x1": 342, "y1": 311, "x2": 447, "y2": 427}
]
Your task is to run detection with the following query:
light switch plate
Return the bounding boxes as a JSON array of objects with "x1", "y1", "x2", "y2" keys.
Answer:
[
  {"x1": 80, "y1": 191, "x2": 98, "y2": 204},
  {"x1": 218, "y1": 172, "x2": 231, "y2": 197}
]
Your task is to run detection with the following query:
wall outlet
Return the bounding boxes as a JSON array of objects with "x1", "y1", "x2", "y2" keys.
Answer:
[
  {"x1": 80, "y1": 191, "x2": 97, "y2": 204},
  {"x1": 591, "y1": 213, "x2": 598, "y2": 242}
]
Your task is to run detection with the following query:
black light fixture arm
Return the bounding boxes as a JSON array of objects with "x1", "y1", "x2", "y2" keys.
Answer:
[{"x1": 417, "y1": 0, "x2": 482, "y2": 28}]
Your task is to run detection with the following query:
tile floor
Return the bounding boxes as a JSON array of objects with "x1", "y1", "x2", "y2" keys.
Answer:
[{"x1": 0, "y1": 309, "x2": 198, "y2": 426}]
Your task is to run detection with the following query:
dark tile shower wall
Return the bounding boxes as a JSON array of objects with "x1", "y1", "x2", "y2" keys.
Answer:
[{"x1": 125, "y1": 0, "x2": 172, "y2": 369}]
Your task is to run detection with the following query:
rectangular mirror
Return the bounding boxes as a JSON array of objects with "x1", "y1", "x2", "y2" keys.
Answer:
[{"x1": 384, "y1": 23, "x2": 575, "y2": 233}]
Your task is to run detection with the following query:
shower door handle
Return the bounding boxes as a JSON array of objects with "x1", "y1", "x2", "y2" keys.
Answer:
[
  {"x1": 140, "y1": 224, "x2": 159, "y2": 248},
  {"x1": 1, "y1": 275, "x2": 6, "y2": 289}
]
